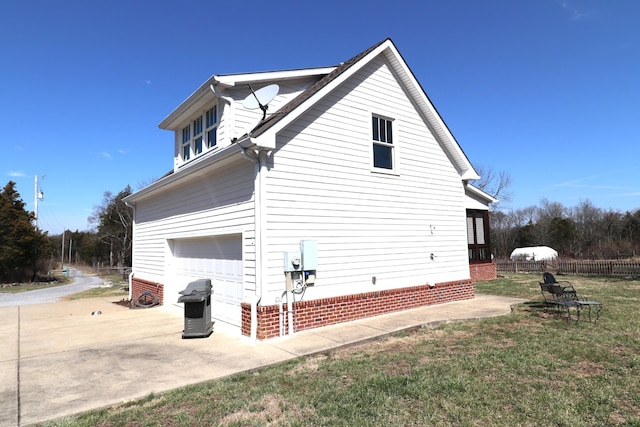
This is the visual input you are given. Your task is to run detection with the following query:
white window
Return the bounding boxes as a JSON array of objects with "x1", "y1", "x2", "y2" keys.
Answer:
[
  {"x1": 205, "y1": 105, "x2": 218, "y2": 149},
  {"x1": 193, "y1": 116, "x2": 203, "y2": 155},
  {"x1": 372, "y1": 115, "x2": 394, "y2": 170},
  {"x1": 182, "y1": 126, "x2": 191, "y2": 161},
  {"x1": 180, "y1": 103, "x2": 218, "y2": 163}
]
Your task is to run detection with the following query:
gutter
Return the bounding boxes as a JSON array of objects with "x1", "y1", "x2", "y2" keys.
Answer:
[{"x1": 210, "y1": 80, "x2": 236, "y2": 137}]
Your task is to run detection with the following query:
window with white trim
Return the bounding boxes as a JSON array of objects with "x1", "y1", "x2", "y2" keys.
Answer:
[
  {"x1": 372, "y1": 115, "x2": 394, "y2": 170},
  {"x1": 182, "y1": 126, "x2": 191, "y2": 161},
  {"x1": 180, "y1": 104, "x2": 218, "y2": 163},
  {"x1": 206, "y1": 106, "x2": 217, "y2": 149}
]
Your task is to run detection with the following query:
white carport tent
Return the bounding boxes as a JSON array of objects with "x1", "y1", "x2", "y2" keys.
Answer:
[
  {"x1": 510, "y1": 246, "x2": 558, "y2": 261},
  {"x1": 168, "y1": 235, "x2": 244, "y2": 327}
]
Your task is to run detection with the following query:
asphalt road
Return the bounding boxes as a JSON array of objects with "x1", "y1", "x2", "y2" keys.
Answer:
[{"x1": 0, "y1": 269, "x2": 104, "y2": 307}]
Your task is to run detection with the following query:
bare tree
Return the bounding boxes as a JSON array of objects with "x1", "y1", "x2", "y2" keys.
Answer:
[
  {"x1": 534, "y1": 198, "x2": 567, "y2": 245},
  {"x1": 472, "y1": 164, "x2": 513, "y2": 207},
  {"x1": 88, "y1": 185, "x2": 133, "y2": 267},
  {"x1": 137, "y1": 176, "x2": 159, "y2": 191},
  {"x1": 571, "y1": 199, "x2": 603, "y2": 258}
]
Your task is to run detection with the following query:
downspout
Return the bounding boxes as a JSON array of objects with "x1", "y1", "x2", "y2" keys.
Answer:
[
  {"x1": 239, "y1": 143, "x2": 266, "y2": 340},
  {"x1": 210, "y1": 81, "x2": 235, "y2": 136},
  {"x1": 257, "y1": 149, "x2": 270, "y2": 338},
  {"x1": 124, "y1": 200, "x2": 135, "y2": 302}
]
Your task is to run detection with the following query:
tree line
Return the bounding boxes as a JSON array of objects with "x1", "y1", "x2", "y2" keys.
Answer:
[
  {"x1": 0, "y1": 181, "x2": 133, "y2": 283},
  {"x1": 470, "y1": 166, "x2": 640, "y2": 260},
  {"x1": 491, "y1": 199, "x2": 640, "y2": 260}
]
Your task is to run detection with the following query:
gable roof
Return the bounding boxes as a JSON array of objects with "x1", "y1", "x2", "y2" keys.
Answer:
[
  {"x1": 127, "y1": 39, "x2": 481, "y2": 204},
  {"x1": 244, "y1": 38, "x2": 479, "y2": 180}
]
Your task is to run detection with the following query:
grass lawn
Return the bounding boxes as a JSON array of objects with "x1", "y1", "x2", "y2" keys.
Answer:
[
  {"x1": 0, "y1": 277, "x2": 71, "y2": 293},
  {"x1": 63, "y1": 284, "x2": 129, "y2": 300},
  {"x1": 42, "y1": 274, "x2": 640, "y2": 426}
]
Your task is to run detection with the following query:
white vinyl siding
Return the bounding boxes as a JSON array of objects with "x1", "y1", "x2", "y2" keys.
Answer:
[
  {"x1": 260, "y1": 56, "x2": 469, "y2": 304},
  {"x1": 130, "y1": 160, "x2": 256, "y2": 312}
]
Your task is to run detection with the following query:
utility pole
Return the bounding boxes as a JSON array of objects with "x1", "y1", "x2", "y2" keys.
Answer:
[
  {"x1": 33, "y1": 175, "x2": 44, "y2": 228},
  {"x1": 34, "y1": 175, "x2": 38, "y2": 228}
]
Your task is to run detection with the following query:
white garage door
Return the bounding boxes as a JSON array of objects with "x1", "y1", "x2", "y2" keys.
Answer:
[{"x1": 173, "y1": 235, "x2": 243, "y2": 327}]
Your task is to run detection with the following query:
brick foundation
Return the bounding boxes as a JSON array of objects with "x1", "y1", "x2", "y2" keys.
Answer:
[
  {"x1": 241, "y1": 280, "x2": 474, "y2": 340},
  {"x1": 131, "y1": 277, "x2": 164, "y2": 305},
  {"x1": 469, "y1": 262, "x2": 497, "y2": 282}
]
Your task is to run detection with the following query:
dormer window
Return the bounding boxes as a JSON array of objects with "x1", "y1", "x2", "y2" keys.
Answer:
[
  {"x1": 182, "y1": 126, "x2": 191, "y2": 161},
  {"x1": 206, "y1": 106, "x2": 217, "y2": 149},
  {"x1": 180, "y1": 104, "x2": 219, "y2": 163},
  {"x1": 193, "y1": 117, "x2": 203, "y2": 155}
]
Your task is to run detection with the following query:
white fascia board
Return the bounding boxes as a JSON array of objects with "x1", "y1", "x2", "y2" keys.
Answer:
[
  {"x1": 214, "y1": 67, "x2": 336, "y2": 86},
  {"x1": 237, "y1": 134, "x2": 276, "y2": 151},
  {"x1": 159, "y1": 76, "x2": 219, "y2": 130},
  {"x1": 465, "y1": 183, "x2": 498, "y2": 205}
]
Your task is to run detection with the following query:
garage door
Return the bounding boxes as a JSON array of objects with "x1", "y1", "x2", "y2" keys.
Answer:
[{"x1": 173, "y1": 236, "x2": 243, "y2": 327}]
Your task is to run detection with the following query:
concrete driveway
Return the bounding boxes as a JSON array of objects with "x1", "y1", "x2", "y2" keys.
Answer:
[{"x1": 0, "y1": 294, "x2": 525, "y2": 426}]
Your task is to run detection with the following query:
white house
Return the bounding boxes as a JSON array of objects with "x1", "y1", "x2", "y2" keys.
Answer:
[{"x1": 123, "y1": 38, "x2": 496, "y2": 340}]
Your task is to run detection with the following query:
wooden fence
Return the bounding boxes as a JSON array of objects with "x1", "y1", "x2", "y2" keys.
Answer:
[{"x1": 496, "y1": 260, "x2": 640, "y2": 276}]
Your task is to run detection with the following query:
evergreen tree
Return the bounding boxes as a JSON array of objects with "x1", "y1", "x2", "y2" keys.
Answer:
[{"x1": 0, "y1": 181, "x2": 48, "y2": 282}]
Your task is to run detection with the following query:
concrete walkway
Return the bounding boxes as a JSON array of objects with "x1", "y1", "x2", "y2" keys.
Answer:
[{"x1": 0, "y1": 294, "x2": 525, "y2": 426}]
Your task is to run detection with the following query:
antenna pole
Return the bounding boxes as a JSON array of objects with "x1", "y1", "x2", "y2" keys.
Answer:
[{"x1": 247, "y1": 84, "x2": 268, "y2": 120}]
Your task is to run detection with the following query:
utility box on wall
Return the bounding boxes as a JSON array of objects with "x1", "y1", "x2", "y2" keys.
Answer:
[
  {"x1": 283, "y1": 240, "x2": 318, "y2": 289},
  {"x1": 283, "y1": 252, "x2": 302, "y2": 272},
  {"x1": 300, "y1": 239, "x2": 317, "y2": 270}
]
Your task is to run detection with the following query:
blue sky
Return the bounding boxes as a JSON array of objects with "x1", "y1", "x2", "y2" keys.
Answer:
[{"x1": 2, "y1": 0, "x2": 639, "y2": 235}]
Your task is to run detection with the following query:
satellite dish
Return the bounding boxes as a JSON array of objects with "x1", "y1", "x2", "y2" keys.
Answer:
[{"x1": 242, "y1": 84, "x2": 279, "y2": 120}]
